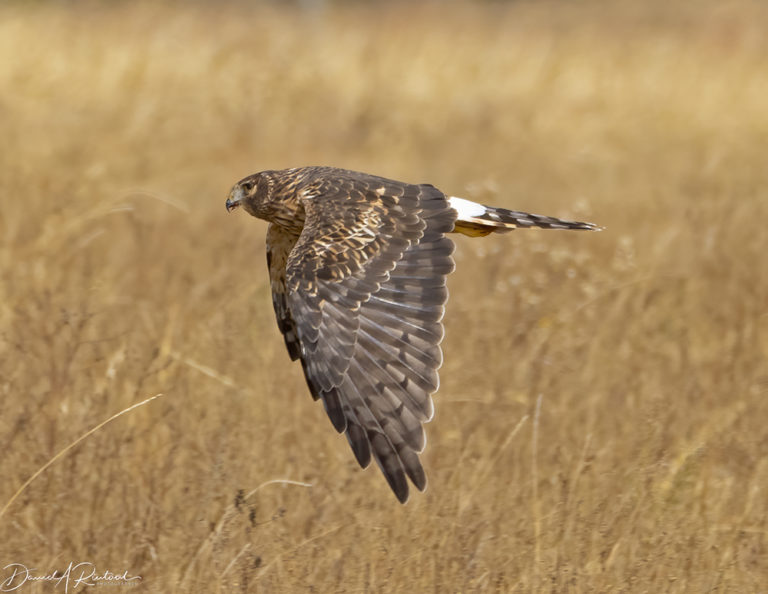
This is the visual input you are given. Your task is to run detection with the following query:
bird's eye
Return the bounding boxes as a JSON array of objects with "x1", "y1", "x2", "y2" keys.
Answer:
[{"x1": 241, "y1": 180, "x2": 255, "y2": 192}]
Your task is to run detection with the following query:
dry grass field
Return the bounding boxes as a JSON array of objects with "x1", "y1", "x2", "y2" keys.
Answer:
[{"x1": 1, "y1": 0, "x2": 767, "y2": 591}]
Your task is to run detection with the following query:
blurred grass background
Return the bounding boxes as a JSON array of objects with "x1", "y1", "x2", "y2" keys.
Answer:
[{"x1": 1, "y1": 0, "x2": 767, "y2": 591}]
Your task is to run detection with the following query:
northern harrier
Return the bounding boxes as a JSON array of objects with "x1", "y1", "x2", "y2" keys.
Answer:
[{"x1": 226, "y1": 166, "x2": 599, "y2": 503}]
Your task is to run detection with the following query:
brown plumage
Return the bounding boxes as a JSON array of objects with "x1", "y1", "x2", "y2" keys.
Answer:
[{"x1": 226, "y1": 166, "x2": 600, "y2": 503}]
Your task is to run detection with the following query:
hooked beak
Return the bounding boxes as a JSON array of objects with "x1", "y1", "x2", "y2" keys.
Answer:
[{"x1": 226, "y1": 186, "x2": 243, "y2": 212}]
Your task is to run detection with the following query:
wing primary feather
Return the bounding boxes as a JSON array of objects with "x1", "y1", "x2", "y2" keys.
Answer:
[
  {"x1": 321, "y1": 387, "x2": 347, "y2": 433},
  {"x1": 342, "y1": 400, "x2": 372, "y2": 468},
  {"x1": 369, "y1": 431, "x2": 409, "y2": 503}
]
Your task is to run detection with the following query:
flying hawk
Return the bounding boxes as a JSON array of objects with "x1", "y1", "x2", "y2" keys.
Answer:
[{"x1": 226, "y1": 166, "x2": 599, "y2": 503}]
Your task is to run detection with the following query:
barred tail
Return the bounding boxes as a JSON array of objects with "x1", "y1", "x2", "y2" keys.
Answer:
[{"x1": 448, "y1": 196, "x2": 602, "y2": 237}]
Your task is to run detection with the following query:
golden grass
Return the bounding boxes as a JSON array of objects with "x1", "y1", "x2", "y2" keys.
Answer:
[{"x1": 1, "y1": 1, "x2": 767, "y2": 591}]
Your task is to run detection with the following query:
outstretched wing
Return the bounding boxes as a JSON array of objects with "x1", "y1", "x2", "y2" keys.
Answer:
[{"x1": 284, "y1": 171, "x2": 456, "y2": 503}]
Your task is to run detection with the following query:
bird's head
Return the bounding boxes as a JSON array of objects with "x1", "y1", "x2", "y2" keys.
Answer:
[{"x1": 226, "y1": 173, "x2": 271, "y2": 218}]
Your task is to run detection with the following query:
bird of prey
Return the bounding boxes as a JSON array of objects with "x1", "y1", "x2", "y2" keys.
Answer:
[{"x1": 226, "y1": 166, "x2": 599, "y2": 503}]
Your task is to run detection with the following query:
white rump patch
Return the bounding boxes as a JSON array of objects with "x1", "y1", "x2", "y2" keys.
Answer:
[{"x1": 448, "y1": 196, "x2": 486, "y2": 219}]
